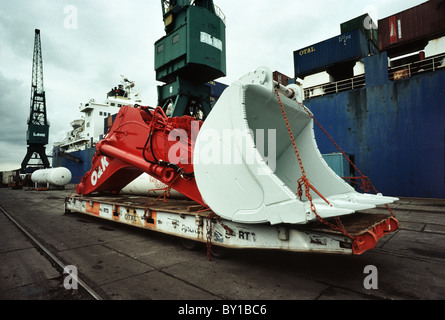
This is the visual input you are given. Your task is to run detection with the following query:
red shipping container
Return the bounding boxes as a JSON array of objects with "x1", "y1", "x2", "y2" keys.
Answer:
[
  {"x1": 378, "y1": 0, "x2": 445, "y2": 56},
  {"x1": 273, "y1": 71, "x2": 291, "y2": 86}
]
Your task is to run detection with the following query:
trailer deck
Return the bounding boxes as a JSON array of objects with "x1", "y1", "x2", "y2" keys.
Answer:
[{"x1": 65, "y1": 194, "x2": 398, "y2": 255}]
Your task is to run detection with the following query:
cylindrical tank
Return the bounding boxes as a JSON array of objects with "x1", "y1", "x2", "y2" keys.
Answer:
[
  {"x1": 31, "y1": 167, "x2": 72, "y2": 186},
  {"x1": 120, "y1": 173, "x2": 186, "y2": 198}
]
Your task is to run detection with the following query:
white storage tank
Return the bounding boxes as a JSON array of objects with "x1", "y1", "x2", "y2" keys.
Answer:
[
  {"x1": 121, "y1": 173, "x2": 186, "y2": 198},
  {"x1": 31, "y1": 167, "x2": 72, "y2": 186}
]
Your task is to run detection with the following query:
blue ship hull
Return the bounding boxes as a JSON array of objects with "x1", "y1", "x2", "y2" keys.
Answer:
[
  {"x1": 306, "y1": 52, "x2": 445, "y2": 199},
  {"x1": 52, "y1": 146, "x2": 96, "y2": 184}
]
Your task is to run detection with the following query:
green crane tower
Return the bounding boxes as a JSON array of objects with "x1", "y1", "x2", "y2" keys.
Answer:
[
  {"x1": 155, "y1": 0, "x2": 226, "y2": 119},
  {"x1": 21, "y1": 29, "x2": 50, "y2": 172}
]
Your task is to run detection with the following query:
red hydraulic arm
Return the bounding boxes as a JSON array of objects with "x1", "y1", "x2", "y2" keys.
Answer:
[{"x1": 76, "y1": 105, "x2": 205, "y2": 205}]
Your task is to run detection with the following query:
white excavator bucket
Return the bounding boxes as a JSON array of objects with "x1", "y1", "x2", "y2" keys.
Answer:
[{"x1": 194, "y1": 67, "x2": 398, "y2": 225}]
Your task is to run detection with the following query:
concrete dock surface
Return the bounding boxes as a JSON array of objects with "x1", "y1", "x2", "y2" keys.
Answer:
[{"x1": 0, "y1": 186, "x2": 444, "y2": 302}]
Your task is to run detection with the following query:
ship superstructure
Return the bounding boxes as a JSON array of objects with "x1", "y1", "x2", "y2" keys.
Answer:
[{"x1": 52, "y1": 77, "x2": 144, "y2": 182}]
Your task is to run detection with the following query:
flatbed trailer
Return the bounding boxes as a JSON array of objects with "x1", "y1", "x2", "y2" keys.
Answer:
[{"x1": 64, "y1": 194, "x2": 399, "y2": 256}]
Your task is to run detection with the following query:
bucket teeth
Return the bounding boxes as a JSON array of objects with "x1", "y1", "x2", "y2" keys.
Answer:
[{"x1": 328, "y1": 193, "x2": 399, "y2": 206}]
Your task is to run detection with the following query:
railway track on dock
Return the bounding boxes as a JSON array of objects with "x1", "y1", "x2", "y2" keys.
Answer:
[{"x1": 0, "y1": 205, "x2": 103, "y2": 300}]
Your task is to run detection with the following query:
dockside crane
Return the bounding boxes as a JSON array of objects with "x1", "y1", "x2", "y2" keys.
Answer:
[
  {"x1": 21, "y1": 29, "x2": 50, "y2": 173},
  {"x1": 155, "y1": 0, "x2": 226, "y2": 119}
]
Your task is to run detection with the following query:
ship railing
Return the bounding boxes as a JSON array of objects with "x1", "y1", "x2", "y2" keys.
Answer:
[
  {"x1": 304, "y1": 74, "x2": 366, "y2": 99},
  {"x1": 189, "y1": 0, "x2": 226, "y2": 24},
  {"x1": 214, "y1": 5, "x2": 226, "y2": 25},
  {"x1": 388, "y1": 52, "x2": 445, "y2": 81}
]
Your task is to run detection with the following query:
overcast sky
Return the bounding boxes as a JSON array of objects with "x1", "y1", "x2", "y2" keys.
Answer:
[{"x1": 0, "y1": 0, "x2": 427, "y2": 171}]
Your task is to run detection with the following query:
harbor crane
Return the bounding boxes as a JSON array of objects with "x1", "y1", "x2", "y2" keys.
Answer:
[{"x1": 21, "y1": 29, "x2": 50, "y2": 173}]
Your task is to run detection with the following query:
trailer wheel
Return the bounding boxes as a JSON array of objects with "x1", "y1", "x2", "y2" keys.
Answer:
[
  {"x1": 210, "y1": 245, "x2": 227, "y2": 259},
  {"x1": 181, "y1": 238, "x2": 198, "y2": 250}
]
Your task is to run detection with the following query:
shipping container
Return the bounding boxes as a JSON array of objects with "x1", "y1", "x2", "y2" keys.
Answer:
[
  {"x1": 204, "y1": 80, "x2": 227, "y2": 106},
  {"x1": 322, "y1": 153, "x2": 351, "y2": 178},
  {"x1": 205, "y1": 80, "x2": 228, "y2": 100},
  {"x1": 294, "y1": 29, "x2": 379, "y2": 78},
  {"x1": 378, "y1": 0, "x2": 445, "y2": 57},
  {"x1": 104, "y1": 114, "x2": 117, "y2": 135},
  {"x1": 273, "y1": 71, "x2": 292, "y2": 86},
  {"x1": 340, "y1": 14, "x2": 379, "y2": 48}
]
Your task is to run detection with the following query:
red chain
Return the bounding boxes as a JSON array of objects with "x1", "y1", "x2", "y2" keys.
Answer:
[
  {"x1": 206, "y1": 212, "x2": 216, "y2": 260},
  {"x1": 205, "y1": 211, "x2": 234, "y2": 260},
  {"x1": 296, "y1": 102, "x2": 376, "y2": 192},
  {"x1": 294, "y1": 99, "x2": 395, "y2": 217},
  {"x1": 275, "y1": 90, "x2": 356, "y2": 242}
]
